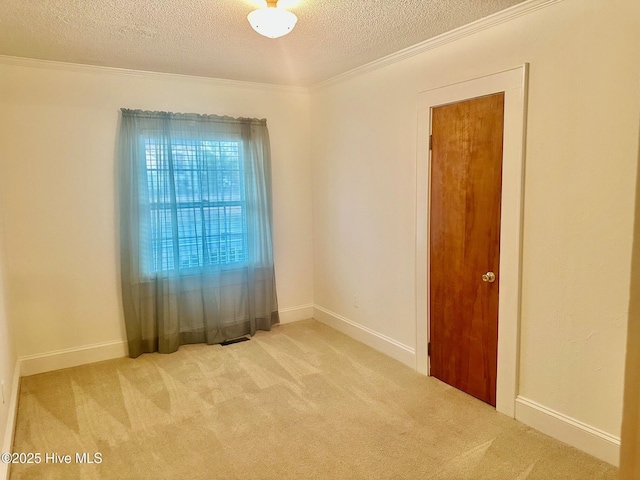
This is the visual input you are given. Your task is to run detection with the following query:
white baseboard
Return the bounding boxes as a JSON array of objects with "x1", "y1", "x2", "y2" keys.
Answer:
[
  {"x1": 515, "y1": 396, "x2": 620, "y2": 466},
  {"x1": 19, "y1": 340, "x2": 128, "y2": 377},
  {"x1": 1, "y1": 360, "x2": 21, "y2": 480},
  {"x1": 313, "y1": 305, "x2": 416, "y2": 368},
  {"x1": 278, "y1": 304, "x2": 314, "y2": 324}
]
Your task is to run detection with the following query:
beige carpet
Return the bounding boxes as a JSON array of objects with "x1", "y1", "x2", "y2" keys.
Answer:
[{"x1": 10, "y1": 320, "x2": 617, "y2": 479}]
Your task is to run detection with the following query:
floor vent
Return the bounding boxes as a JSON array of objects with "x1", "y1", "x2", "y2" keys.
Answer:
[{"x1": 220, "y1": 337, "x2": 250, "y2": 346}]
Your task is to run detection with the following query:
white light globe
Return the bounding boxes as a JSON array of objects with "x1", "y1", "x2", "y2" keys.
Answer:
[{"x1": 247, "y1": 7, "x2": 297, "y2": 39}]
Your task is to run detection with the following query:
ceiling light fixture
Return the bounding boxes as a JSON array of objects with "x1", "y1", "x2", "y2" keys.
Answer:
[{"x1": 247, "y1": 1, "x2": 297, "y2": 39}]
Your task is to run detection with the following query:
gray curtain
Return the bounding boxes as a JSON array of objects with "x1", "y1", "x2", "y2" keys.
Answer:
[{"x1": 118, "y1": 109, "x2": 279, "y2": 358}]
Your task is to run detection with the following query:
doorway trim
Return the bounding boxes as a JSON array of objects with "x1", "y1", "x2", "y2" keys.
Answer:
[{"x1": 415, "y1": 65, "x2": 528, "y2": 417}]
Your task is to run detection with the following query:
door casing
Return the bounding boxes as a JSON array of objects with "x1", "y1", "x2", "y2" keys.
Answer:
[{"x1": 416, "y1": 65, "x2": 528, "y2": 417}]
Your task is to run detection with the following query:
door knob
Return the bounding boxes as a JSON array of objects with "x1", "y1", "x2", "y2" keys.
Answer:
[{"x1": 482, "y1": 272, "x2": 496, "y2": 283}]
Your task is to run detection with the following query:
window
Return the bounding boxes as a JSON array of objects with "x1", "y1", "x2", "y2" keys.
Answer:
[
  {"x1": 142, "y1": 136, "x2": 248, "y2": 273},
  {"x1": 119, "y1": 109, "x2": 278, "y2": 356}
]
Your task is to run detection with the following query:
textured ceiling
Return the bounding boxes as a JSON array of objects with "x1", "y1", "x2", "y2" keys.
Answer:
[{"x1": 0, "y1": 0, "x2": 527, "y2": 86}]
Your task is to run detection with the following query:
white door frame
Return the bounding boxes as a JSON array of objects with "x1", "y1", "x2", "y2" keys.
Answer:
[{"x1": 415, "y1": 65, "x2": 528, "y2": 417}]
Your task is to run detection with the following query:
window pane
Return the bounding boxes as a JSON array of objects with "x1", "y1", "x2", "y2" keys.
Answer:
[{"x1": 143, "y1": 137, "x2": 248, "y2": 273}]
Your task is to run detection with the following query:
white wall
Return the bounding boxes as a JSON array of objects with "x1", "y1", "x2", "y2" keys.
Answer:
[
  {"x1": 0, "y1": 60, "x2": 313, "y2": 359},
  {"x1": 0, "y1": 201, "x2": 17, "y2": 480},
  {"x1": 310, "y1": 0, "x2": 640, "y2": 440}
]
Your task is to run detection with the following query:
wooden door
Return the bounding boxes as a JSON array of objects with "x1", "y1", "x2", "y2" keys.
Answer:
[{"x1": 429, "y1": 93, "x2": 504, "y2": 406}]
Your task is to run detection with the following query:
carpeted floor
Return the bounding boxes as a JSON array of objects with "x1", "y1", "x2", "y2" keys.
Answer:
[{"x1": 9, "y1": 320, "x2": 617, "y2": 479}]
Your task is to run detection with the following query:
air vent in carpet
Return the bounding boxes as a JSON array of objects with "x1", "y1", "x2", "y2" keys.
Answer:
[{"x1": 220, "y1": 337, "x2": 250, "y2": 346}]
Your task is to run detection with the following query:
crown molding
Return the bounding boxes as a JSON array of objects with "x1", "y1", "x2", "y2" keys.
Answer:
[
  {"x1": 0, "y1": 55, "x2": 309, "y2": 94},
  {"x1": 310, "y1": 0, "x2": 563, "y2": 91}
]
